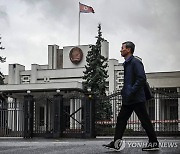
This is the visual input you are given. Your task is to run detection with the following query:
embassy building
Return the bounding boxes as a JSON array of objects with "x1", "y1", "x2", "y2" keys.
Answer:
[{"x1": 0, "y1": 41, "x2": 180, "y2": 137}]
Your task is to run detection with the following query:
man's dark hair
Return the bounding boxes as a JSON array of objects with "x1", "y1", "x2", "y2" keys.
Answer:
[{"x1": 122, "y1": 41, "x2": 135, "y2": 54}]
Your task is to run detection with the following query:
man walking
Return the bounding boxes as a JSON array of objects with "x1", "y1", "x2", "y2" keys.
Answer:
[{"x1": 103, "y1": 41, "x2": 159, "y2": 151}]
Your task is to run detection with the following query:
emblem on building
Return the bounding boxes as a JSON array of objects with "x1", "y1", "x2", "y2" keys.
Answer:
[{"x1": 69, "y1": 47, "x2": 83, "y2": 64}]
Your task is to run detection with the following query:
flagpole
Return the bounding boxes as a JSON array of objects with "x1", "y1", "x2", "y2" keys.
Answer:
[
  {"x1": 78, "y1": 4, "x2": 80, "y2": 45},
  {"x1": 78, "y1": 2, "x2": 94, "y2": 45}
]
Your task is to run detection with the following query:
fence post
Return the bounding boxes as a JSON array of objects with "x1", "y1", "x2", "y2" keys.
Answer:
[
  {"x1": 53, "y1": 94, "x2": 64, "y2": 138},
  {"x1": 23, "y1": 94, "x2": 34, "y2": 138},
  {"x1": 0, "y1": 94, "x2": 8, "y2": 136},
  {"x1": 84, "y1": 93, "x2": 96, "y2": 138},
  {"x1": 177, "y1": 88, "x2": 180, "y2": 131}
]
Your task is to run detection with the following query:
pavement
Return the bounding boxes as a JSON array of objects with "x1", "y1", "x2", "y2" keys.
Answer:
[{"x1": 0, "y1": 136, "x2": 180, "y2": 154}]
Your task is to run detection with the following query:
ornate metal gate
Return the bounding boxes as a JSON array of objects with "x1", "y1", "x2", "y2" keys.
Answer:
[
  {"x1": 0, "y1": 91, "x2": 95, "y2": 138},
  {"x1": 62, "y1": 92, "x2": 95, "y2": 138},
  {"x1": 33, "y1": 95, "x2": 54, "y2": 137}
]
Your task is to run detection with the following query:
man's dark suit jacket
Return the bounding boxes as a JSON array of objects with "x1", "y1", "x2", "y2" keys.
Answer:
[{"x1": 121, "y1": 55, "x2": 146, "y2": 105}]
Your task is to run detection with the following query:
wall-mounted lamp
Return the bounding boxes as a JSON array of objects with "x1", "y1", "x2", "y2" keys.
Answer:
[
  {"x1": 87, "y1": 87, "x2": 91, "y2": 92},
  {"x1": 56, "y1": 89, "x2": 60, "y2": 93},
  {"x1": 27, "y1": 90, "x2": 31, "y2": 94}
]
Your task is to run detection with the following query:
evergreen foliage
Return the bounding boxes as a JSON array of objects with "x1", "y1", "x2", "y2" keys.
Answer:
[
  {"x1": 83, "y1": 24, "x2": 108, "y2": 96},
  {"x1": 83, "y1": 24, "x2": 112, "y2": 120}
]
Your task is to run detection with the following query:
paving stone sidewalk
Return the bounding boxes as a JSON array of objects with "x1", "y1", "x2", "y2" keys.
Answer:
[{"x1": 0, "y1": 137, "x2": 180, "y2": 154}]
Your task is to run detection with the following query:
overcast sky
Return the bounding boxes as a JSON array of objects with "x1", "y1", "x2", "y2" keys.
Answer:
[{"x1": 0, "y1": 0, "x2": 180, "y2": 75}]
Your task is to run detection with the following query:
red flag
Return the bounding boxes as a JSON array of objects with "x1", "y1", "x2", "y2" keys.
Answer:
[{"x1": 79, "y1": 2, "x2": 95, "y2": 13}]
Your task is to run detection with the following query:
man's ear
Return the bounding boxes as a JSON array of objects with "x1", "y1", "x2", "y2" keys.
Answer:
[{"x1": 127, "y1": 48, "x2": 131, "y2": 53}]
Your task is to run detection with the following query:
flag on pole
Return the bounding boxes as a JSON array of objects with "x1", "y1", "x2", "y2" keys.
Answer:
[
  {"x1": 78, "y1": 2, "x2": 94, "y2": 45},
  {"x1": 79, "y1": 2, "x2": 95, "y2": 13}
]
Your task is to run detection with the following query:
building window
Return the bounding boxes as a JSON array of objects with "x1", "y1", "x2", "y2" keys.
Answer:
[
  {"x1": 119, "y1": 72, "x2": 123, "y2": 76},
  {"x1": 44, "y1": 76, "x2": 50, "y2": 82},
  {"x1": 116, "y1": 71, "x2": 124, "y2": 78},
  {"x1": 119, "y1": 79, "x2": 123, "y2": 83},
  {"x1": 116, "y1": 85, "x2": 122, "y2": 90},
  {"x1": 21, "y1": 76, "x2": 30, "y2": 84}
]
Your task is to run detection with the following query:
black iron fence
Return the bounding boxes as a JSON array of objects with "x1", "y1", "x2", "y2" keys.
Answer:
[
  {"x1": 0, "y1": 87, "x2": 180, "y2": 138},
  {"x1": 0, "y1": 98, "x2": 24, "y2": 137},
  {"x1": 95, "y1": 88, "x2": 180, "y2": 136},
  {"x1": 0, "y1": 92, "x2": 95, "y2": 138}
]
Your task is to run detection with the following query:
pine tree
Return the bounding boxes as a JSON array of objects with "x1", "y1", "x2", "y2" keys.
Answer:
[
  {"x1": 83, "y1": 24, "x2": 112, "y2": 121},
  {"x1": 83, "y1": 24, "x2": 108, "y2": 96},
  {"x1": 0, "y1": 36, "x2": 6, "y2": 85}
]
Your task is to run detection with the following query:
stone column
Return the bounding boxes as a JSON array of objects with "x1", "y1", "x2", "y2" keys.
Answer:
[
  {"x1": 48, "y1": 45, "x2": 59, "y2": 69},
  {"x1": 31, "y1": 64, "x2": 38, "y2": 83},
  {"x1": 8, "y1": 64, "x2": 25, "y2": 84}
]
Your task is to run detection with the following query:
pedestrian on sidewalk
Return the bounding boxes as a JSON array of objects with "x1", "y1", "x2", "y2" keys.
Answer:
[{"x1": 103, "y1": 41, "x2": 159, "y2": 151}]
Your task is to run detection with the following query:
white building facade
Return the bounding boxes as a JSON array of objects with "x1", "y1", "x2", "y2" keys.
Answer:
[{"x1": 6, "y1": 41, "x2": 109, "y2": 87}]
